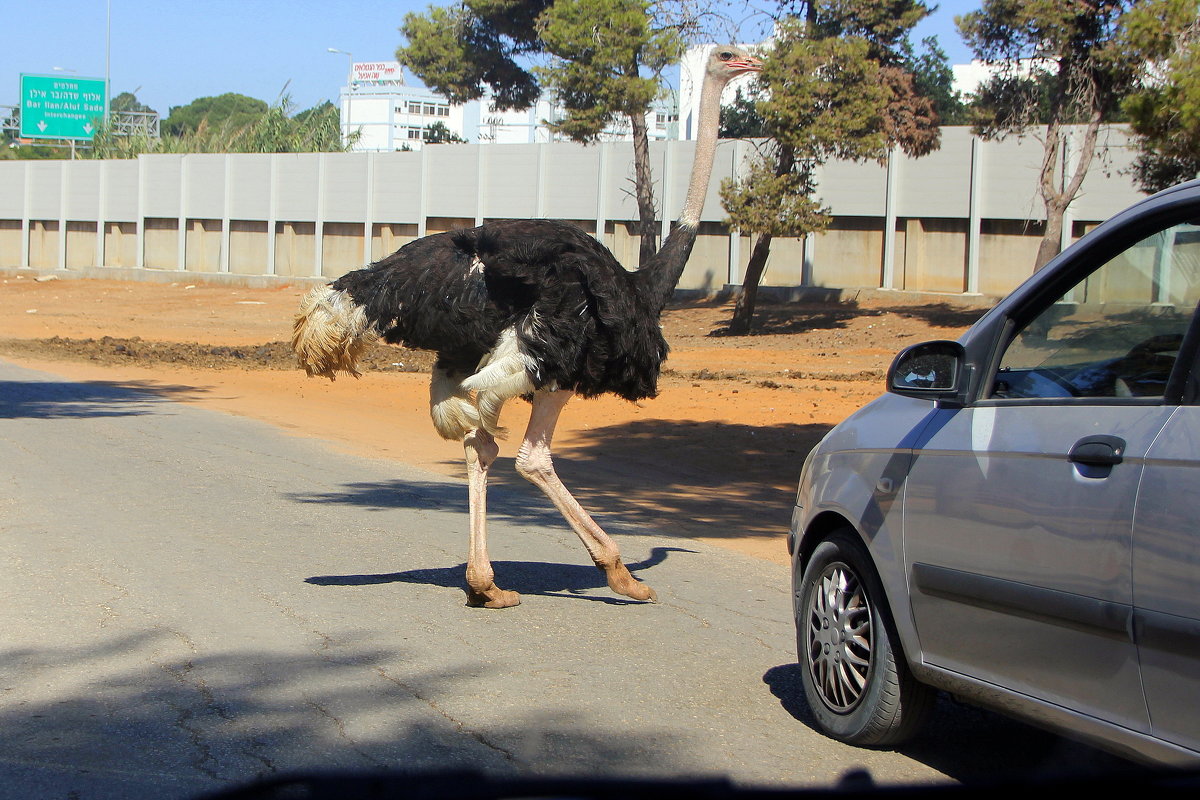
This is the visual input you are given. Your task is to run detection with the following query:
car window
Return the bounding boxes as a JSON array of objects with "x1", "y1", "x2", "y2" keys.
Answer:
[{"x1": 991, "y1": 222, "x2": 1200, "y2": 400}]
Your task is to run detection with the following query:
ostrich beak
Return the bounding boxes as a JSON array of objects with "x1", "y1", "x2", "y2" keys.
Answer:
[{"x1": 729, "y1": 56, "x2": 763, "y2": 74}]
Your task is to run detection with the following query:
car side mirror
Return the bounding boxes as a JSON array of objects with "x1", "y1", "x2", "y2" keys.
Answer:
[{"x1": 887, "y1": 340, "x2": 967, "y2": 405}]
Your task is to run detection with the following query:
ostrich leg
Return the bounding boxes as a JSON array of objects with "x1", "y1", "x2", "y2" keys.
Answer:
[
  {"x1": 515, "y1": 391, "x2": 658, "y2": 603},
  {"x1": 463, "y1": 429, "x2": 521, "y2": 608}
]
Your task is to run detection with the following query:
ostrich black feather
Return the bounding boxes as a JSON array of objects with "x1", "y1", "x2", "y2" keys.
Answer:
[{"x1": 331, "y1": 219, "x2": 669, "y2": 402}]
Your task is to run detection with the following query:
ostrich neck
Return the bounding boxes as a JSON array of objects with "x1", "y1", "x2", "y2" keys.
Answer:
[
  {"x1": 637, "y1": 67, "x2": 729, "y2": 313},
  {"x1": 679, "y1": 68, "x2": 727, "y2": 229}
]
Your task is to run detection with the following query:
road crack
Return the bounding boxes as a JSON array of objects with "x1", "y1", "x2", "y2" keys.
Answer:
[
  {"x1": 256, "y1": 590, "x2": 516, "y2": 764},
  {"x1": 153, "y1": 628, "x2": 277, "y2": 783},
  {"x1": 373, "y1": 666, "x2": 518, "y2": 764}
]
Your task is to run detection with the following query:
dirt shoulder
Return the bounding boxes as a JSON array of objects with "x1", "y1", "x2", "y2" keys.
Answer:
[{"x1": 0, "y1": 273, "x2": 985, "y2": 565}]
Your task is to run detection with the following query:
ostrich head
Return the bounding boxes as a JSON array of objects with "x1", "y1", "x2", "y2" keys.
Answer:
[{"x1": 705, "y1": 45, "x2": 763, "y2": 84}]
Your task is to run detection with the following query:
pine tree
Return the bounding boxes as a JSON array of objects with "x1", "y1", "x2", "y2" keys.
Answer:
[
  {"x1": 719, "y1": 1, "x2": 940, "y2": 334},
  {"x1": 1118, "y1": 0, "x2": 1200, "y2": 193}
]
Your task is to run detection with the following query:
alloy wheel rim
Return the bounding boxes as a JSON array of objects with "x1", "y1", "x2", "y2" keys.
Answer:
[{"x1": 805, "y1": 561, "x2": 873, "y2": 713}]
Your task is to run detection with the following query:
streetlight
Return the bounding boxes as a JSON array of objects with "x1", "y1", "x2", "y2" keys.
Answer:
[
  {"x1": 105, "y1": 0, "x2": 111, "y2": 125},
  {"x1": 328, "y1": 48, "x2": 353, "y2": 148}
]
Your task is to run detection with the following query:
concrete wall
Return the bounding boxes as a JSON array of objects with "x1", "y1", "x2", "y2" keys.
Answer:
[{"x1": 0, "y1": 126, "x2": 1146, "y2": 297}]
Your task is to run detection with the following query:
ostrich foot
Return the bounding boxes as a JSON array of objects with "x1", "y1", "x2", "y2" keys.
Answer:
[
  {"x1": 602, "y1": 559, "x2": 658, "y2": 603},
  {"x1": 465, "y1": 585, "x2": 521, "y2": 609}
]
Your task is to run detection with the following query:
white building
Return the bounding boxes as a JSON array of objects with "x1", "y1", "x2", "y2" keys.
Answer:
[
  {"x1": 336, "y1": 62, "x2": 463, "y2": 151},
  {"x1": 338, "y1": 61, "x2": 677, "y2": 151},
  {"x1": 951, "y1": 58, "x2": 1056, "y2": 98},
  {"x1": 476, "y1": 95, "x2": 677, "y2": 144}
]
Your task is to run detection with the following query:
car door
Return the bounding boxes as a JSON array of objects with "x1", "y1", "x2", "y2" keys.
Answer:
[{"x1": 902, "y1": 220, "x2": 1200, "y2": 734}]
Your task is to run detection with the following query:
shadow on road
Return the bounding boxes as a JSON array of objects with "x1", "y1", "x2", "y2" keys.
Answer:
[
  {"x1": 0, "y1": 631, "x2": 705, "y2": 798},
  {"x1": 285, "y1": 417, "x2": 827, "y2": 551},
  {"x1": 286, "y1": 477, "x2": 562, "y2": 531},
  {"x1": 292, "y1": 418, "x2": 831, "y2": 550},
  {"x1": 305, "y1": 546, "x2": 695, "y2": 604},
  {"x1": 526, "y1": 418, "x2": 825, "y2": 546},
  {"x1": 0, "y1": 377, "x2": 200, "y2": 419}
]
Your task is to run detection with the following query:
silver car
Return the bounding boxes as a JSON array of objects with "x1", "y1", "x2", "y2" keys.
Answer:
[{"x1": 789, "y1": 179, "x2": 1200, "y2": 766}]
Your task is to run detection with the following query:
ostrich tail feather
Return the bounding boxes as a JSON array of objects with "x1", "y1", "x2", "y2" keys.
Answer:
[{"x1": 292, "y1": 285, "x2": 378, "y2": 380}]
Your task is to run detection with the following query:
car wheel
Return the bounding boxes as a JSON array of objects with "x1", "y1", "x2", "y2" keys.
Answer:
[{"x1": 796, "y1": 529, "x2": 933, "y2": 746}]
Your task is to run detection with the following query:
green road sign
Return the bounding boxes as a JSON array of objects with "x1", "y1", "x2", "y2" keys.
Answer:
[{"x1": 20, "y1": 74, "x2": 107, "y2": 140}]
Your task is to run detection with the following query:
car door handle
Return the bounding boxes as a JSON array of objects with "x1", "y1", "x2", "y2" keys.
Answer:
[{"x1": 1068, "y1": 435, "x2": 1126, "y2": 466}]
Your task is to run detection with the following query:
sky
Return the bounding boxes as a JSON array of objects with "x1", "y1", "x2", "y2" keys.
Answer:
[{"x1": 1, "y1": 0, "x2": 981, "y2": 117}]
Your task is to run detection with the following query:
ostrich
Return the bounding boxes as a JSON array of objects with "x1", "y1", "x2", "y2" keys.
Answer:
[{"x1": 293, "y1": 46, "x2": 762, "y2": 608}]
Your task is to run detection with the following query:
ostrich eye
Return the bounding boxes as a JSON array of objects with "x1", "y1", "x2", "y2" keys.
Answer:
[{"x1": 717, "y1": 51, "x2": 734, "y2": 61}]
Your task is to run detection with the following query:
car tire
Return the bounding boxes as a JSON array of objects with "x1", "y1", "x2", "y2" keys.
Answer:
[{"x1": 796, "y1": 529, "x2": 934, "y2": 746}]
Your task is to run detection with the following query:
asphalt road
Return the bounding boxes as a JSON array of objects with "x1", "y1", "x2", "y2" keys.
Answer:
[{"x1": 0, "y1": 360, "x2": 1135, "y2": 799}]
